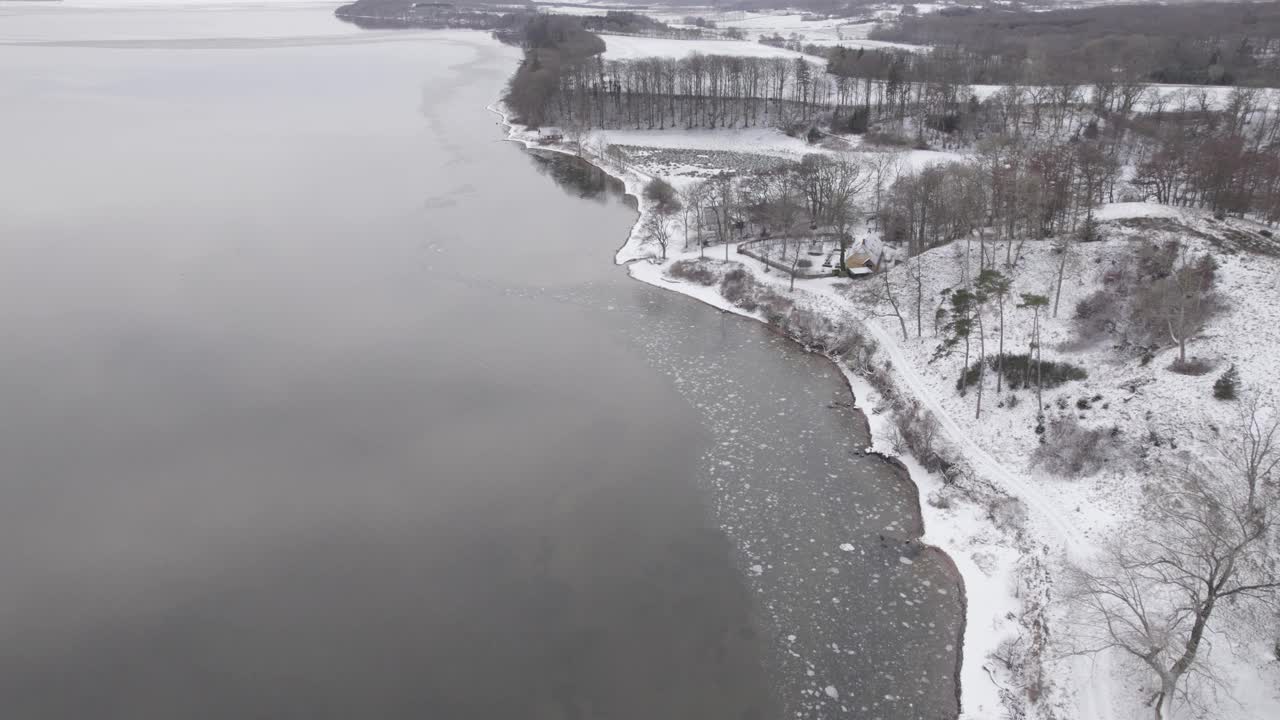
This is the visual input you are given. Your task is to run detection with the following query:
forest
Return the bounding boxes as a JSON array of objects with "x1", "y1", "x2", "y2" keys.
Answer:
[
  {"x1": 869, "y1": 1, "x2": 1280, "y2": 87},
  {"x1": 503, "y1": 13, "x2": 1280, "y2": 229}
]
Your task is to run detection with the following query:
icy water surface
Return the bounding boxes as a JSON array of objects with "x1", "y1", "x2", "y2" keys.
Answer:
[{"x1": 0, "y1": 4, "x2": 960, "y2": 718}]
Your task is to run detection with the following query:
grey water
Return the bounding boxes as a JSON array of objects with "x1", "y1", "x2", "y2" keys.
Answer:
[{"x1": 0, "y1": 4, "x2": 962, "y2": 719}]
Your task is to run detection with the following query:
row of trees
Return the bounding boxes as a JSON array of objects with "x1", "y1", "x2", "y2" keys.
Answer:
[
  {"x1": 519, "y1": 53, "x2": 844, "y2": 132},
  {"x1": 1130, "y1": 92, "x2": 1280, "y2": 222}
]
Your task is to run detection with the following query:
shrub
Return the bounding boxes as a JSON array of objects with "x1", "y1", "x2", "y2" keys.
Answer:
[
  {"x1": 782, "y1": 121, "x2": 808, "y2": 138},
  {"x1": 957, "y1": 353, "x2": 1087, "y2": 392},
  {"x1": 865, "y1": 360, "x2": 896, "y2": 400},
  {"x1": 758, "y1": 290, "x2": 794, "y2": 327},
  {"x1": 667, "y1": 259, "x2": 717, "y2": 285},
  {"x1": 1168, "y1": 357, "x2": 1214, "y2": 376},
  {"x1": 891, "y1": 400, "x2": 951, "y2": 474},
  {"x1": 796, "y1": 258, "x2": 813, "y2": 268},
  {"x1": 1073, "y1": 290, "x2": 1111, "y2": 321},
  {"x1": 719, "y1": 268, "x2": 760, "y2": 311},
  {"x1": 1068, "y1": 289, "x2": 1123, "y2": 348},
  {"x1": 833, "y1": 327, "x2": 879, "y2": 374},
  {"x1": 1135, "y1": 241, "x2": 1180, "y2": 280},
  {"x1": 1214, "y1": 364, "x2": 1240, "y2": 400},
  {"x1": 1031, "y1": 416, "x2": 1121, "y2": 478},
  {"x1": 926, "y1": 489, "x2": 953, "y2": 509},
  {"x1": 863, "y1": 131, "x2": 913, "y2": 147},
  {"x1": 987, "y1": 497, "x2": 1027, "y2": 533},
  {"x1": 782, "y1": 307, "x2": 835, "y2": 346},
  {"x1": 643, "y1": 177, "x2": 681, "y2": 213}
]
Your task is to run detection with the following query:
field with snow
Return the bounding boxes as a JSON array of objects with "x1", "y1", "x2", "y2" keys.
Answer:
[
  {"x1": 968, "y1": 83, "x2": 1280, "y2": 113},
  {"x1": 665, "y1": 9, "x2": 926, "y2": 51},
  {"x1": 529, "y1": 3, "x2": 930, "y2": 52},
  {"x1": 599, "y1": 33, "x2": 813, "y2": 61}
]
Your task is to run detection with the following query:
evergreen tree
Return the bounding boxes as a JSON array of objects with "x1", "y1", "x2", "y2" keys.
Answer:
[{"x1": 1214, "y1": 364, "x2": 1240, "y2": 401}]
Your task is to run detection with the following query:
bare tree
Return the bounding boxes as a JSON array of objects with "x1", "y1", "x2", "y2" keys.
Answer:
[
  {"x1": 819, "y1": 154, "x2": 869, "y2": 272},
  {"x1": 910, "y1": 254, "x2": 926, "y2": 339},
  {"x1": 1131, "y1": 246, "x2": 1217, "y2": 365},
  {"x1": 603, "y1": 143, "x2": 627, "y2": 173},
  {"x1": 1067, "y1": 399, "x2": 1280, "y2": 719},
  {"x1": 1214, "y1": 389, "x2": 1280, "y2": 505},
  {"x1": 869, "y1": 152, "x2": 902, "y2": 227},
  {"x1": 642, "y1": 210, "x2": 674, "y2": 260},
  {"x1": 868, "y1": 261, "x2": 909, "y2": 340},
  {"x1": 562, "y1": 114, "x2": 588, "y2": 156},
  {"x1": 787, "y1": 230, "x2": 806, "y2": 292},
  {"x1": 678, "y1": 182, "x2": 706, "y2": 253}
]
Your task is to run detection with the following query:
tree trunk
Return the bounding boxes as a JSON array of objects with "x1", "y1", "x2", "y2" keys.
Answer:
[
  {"x1": 996, "y1": 300, "x2": 1005, "y2": 393},
  {"x1": 884, "y1": 272, "x2": 908, "y2": 340},
  {"x1": 1053, "y1": 239, "x2": 1068, "y2": 318},
  {"x1": 915, "y1": 256, "x2": 924, "y2": 338},
  {"x1": 976, "y1": 311, "x2": 986, "y2": 418},
  {"x1": 1029, "y1": 311, "x2": 1039, "y2": 412}
]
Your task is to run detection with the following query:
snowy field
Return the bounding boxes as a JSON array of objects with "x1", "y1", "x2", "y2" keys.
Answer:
[
  {"x1": 969, "y1": 83, "x2": 1280, "y2": 113},
  {"x1": 639, "y1": 7, "x2": 929, "y2": 51},
  {"x1": 528, "y1": 1, "x2": 643, "y2": 17},
  {"x1": 599, "y1": 33, "x2": 815, "y2": 61}
]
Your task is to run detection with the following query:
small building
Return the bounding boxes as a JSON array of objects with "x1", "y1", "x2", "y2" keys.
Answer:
[{"x1": 842, "y1": 253, "x2": 877, "y2": 276}]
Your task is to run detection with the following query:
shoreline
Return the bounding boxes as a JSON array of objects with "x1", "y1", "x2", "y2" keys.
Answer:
[{"x1": 489, "y1": 101, "x2": 981, "y2": 719}]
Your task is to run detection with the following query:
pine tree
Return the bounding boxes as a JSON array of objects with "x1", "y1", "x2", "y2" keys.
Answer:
[
  {"x1": 1213, "y1": 364, "x2": 1239, "y2": 401},
  {"x1": 1018, "y1": 293, "x2": 1051, "y2": 416}
]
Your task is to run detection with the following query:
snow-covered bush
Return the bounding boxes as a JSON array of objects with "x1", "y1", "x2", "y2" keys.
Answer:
[
  {"x1": 1067, "y1": 288, "x2": 1125, "y2": 349},
  {"x1": 926, "y1": 488, "x2": 954, "y2": 509},
  {"x1": 864, "y1": 359, "x2": 897, "y2": 402},
  {"x1": 1031, "y1": 416, "x2": 1122, "y2": 478},
  {"x1": 717, "y1": 267, "x2": 794, "y2": 325},
  {"x1": 862, "y1": 130, "x2": 913, "y2": 148},
  {"x1": 667, "y1": 258, "x2": 717, "y2": 285},
  {"x1": 719, "y1": 267, "x2": 760, "y2": 311},
  {"x1": 782, "y1": 308, "x2": 833, "y2": 349},
  {"x1": 891, "y1": 399, "x2": 950, "y2": 474},
  {"x1": 832, "y1": 327, "x2": 879, "y2": 375},
  {"x1": 1168, "y1": 357, "x2": 1215, "y2": 376},
  {"x1": 957, "y1": 354, "x2": 1087, "y2": 392},
  {"x1": 758, "y1": 292, "x2": 793, "y2": 326},
  {"x1": 986, "y1": 496, "x2": 1027, "y2": 534}
]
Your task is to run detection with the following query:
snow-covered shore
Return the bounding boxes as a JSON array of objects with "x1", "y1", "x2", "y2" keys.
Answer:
[
  {"x1": 492, "y1": 104, "x2": 1280, "y2": 720},
  {"x1": 491, "y1": 104, "x2": 1012, "y2": 720}
]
